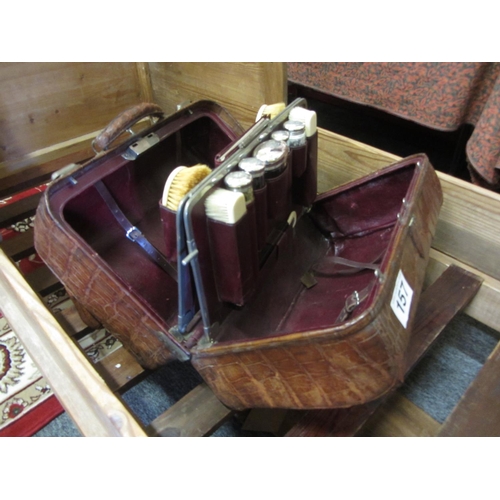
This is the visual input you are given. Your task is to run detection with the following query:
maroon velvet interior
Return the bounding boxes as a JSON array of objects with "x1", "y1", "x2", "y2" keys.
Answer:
[
  {"x1": 210, "y1": 164, "x2": 417, "y2": 344},
  {"x1": 62, "y1": 116, "x2": 235, "y2": 327},
  {"x1": 58, "y1": 106, "x2": 418, "y2": 348}
]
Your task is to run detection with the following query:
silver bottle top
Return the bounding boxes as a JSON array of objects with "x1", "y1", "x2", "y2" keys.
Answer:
[
  {"x1": 271, "y1": 130, "x2": 290, "y2": 143},
  {"x1": 224, "y1": 171, "x2": 254, "y2": 203},
  {"x1": 253, "y1": 139, "x2": 289, "y2": 175},
  {"x1": 238, "y1": 157, "x2": 266, "y2": 189},
  {"x1": 239, "y1": 157, "x2": 265, "y2": 176},
  {"x1": 283, "y1": 120, "x2": 306, "y2": 148}
]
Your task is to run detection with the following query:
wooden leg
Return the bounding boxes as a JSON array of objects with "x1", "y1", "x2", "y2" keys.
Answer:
[{"x1": 69, "y1": 293, "x2": 103, "y2": 330}]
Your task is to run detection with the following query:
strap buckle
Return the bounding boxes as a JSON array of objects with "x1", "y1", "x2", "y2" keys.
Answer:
[{"x1": 126, "y1": 226, "x2": 142, "y2": 242}]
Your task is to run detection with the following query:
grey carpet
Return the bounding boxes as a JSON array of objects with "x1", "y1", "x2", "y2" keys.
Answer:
[
  {"x1": 34, "y1": 313, "x2": 498, "y2": 437},
  {"x1": 400, "y1": 313, "x2": 498, "y2": 424}
]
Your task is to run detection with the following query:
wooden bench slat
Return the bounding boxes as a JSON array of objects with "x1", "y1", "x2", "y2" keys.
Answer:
[
  {"x1": 438, "y1": 340, "x2": 500, "y2": 437},
  {"x1": 23, "y1": 265, "x2": 61, "y2": 294},
  {"x1": 94, "y1": 347, "x2": 146, "y2": 393},
  {"x1": 0, "y1": 229, "x2": 35, "y2": 260},
  {"x1": 147, "y1": 382, "x2": 233, "y2": 437},
  {"x1": 357, "y1": 392, "x2": 441, "y2": 437},
  {"x1": 285, "y1": 265, "x2": 482, "y2": 437},
  {"x1": 54, "y1": 301, "x2": 146, "y2": 393},
  {"x1": 0, "y1": 192, "x2": 42, "y2": 227}
]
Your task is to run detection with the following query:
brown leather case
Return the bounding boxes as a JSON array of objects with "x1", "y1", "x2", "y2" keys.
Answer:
[{"x1": 34, "y1": 100, "x2": 442, "y2": 410}]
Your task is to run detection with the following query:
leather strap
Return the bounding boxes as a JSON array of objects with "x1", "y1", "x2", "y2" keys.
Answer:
[
  {"x1": 94, "y1": 180, "x2": 177, "y2": 282},
  {"x1": 309, "y1": 255, "x2": 381, "y2": 324},
  {"x1": 312, "y1": 254, "x2": 383, "y2": 277}
]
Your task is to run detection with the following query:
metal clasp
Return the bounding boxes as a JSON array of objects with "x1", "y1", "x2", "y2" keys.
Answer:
[
  {"x1": 345, "y1": 290, "x2": 361, "y2": 313},
  {"x1": 122, "y1": 132, "x2": 160, "y2": 161},
  {"x1": 51, "y1": 163, "x2": 80, "y2": 182}
]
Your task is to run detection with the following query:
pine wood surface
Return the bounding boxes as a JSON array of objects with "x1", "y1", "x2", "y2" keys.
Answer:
[
  {"x1": 358, "y1": 392, "x2": 441, "y2": 437},
  {"x1": 149, "y1": 63, "x2": 287, "y2": 130},
  {"x1": 147, "y1": 382, "x2": 233, "y2": 437},
  {"x1": 94, "y1": 348, "x2": 146, "y2": 393},
  {"x1": 438, "y1": 340, "x2": 500, "y2": 436},
  {"x1": 1, "y1": 230, "x2": 34, "y2": 260},
  {"x1": 0, "y1": 63, "x2": 145, "y2": 191},
  {"x1": 0, "y1": 191, "x2": 42, "y2": 226}
]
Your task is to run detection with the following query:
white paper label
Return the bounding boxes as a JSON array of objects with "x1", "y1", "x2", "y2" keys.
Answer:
[{"x1": 390, "y1": 270, "x2": 413, "y2": 328}]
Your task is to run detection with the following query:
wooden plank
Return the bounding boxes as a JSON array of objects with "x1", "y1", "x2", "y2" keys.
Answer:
[
  {"x1": 0, "y1": 192, "x2": 41, "y2": 227},
  {"x1": 242, "y1": 408, "x2": 289, "y2": 436},
  {"x1": 93, "y1": 347, "x2": 146, "y2": 393},
  {"x1": 318, "y1": 128, "x2": 500, "y2": 282},
  {"x1": 357, "y1": 393, "x2": 441, "y2": 437},
  {"x1": 0, "y1": 247, "x2": 146, "y2": 436},
  {"x1": 285, "y1": 265, "x2": 482, "y2": 437},
  {"x1": 425, "y1": 248, "x2": 500, "y2": 335},
  {"x1": 405, "y1": 266, "x2": 482, "y2": 370},
  {"x1": 0, "y1": 148, "x2": 92, "y2": 199},
  {"x1": 438, "y1": 340, "x2": 500, "y2": 436},
  {"x1": 0, "y1": 63, "x2": 142, "y2": 181},
  {"x1": 23, "y1": 265, "x2": 60, "y2": 295},
  {"x1": 135, "y1": 62, "x2": 155, "y2": 103},
  {"x1": 54, "y1": 301, "x2": 145, "y2": 392},
  {"x1": 147, "y1": 382, "x2": 233, "y2": 437},
  {"x1": 0, "y1": 230, "x2": 35, "y2": 260},
  {"x1": 149, "y1": 63, "x2": 287, "y2": 130}
]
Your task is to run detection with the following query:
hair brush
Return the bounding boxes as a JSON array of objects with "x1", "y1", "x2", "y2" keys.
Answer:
[
  {"x1": 161, "y1": 163, "x2": 212, "y2": 211},
  {"x1": 205, "y1": 188, "x2": 246, "y2": 224}
]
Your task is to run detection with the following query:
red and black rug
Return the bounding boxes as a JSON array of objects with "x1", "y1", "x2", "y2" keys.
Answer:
[{"x1": 0, "y1": 184, "x2": 66, "y2": 436}]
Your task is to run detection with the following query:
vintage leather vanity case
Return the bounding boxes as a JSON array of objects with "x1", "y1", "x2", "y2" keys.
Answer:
[{"x1": 34, "y1": 98, "x2": 443, "y2": 410}]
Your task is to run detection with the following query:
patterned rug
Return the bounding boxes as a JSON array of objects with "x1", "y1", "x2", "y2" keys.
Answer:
[
  {"x1": 1, "y1": 286, "x2": 124, "y2": 436},
  {"x1": 1, "y1": 184, "x2": 128, "y2": 436},
  {"x1": 0, "y1": 306, "x2": 64, "y2": 437},
  {"x1": 0, "y1": 185, "x2": 65, "y2": 436}
]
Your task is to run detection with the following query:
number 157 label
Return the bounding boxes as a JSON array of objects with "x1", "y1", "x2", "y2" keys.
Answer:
[{"x1": 390, "y1": 270, "x2": 413, "y2": 328}]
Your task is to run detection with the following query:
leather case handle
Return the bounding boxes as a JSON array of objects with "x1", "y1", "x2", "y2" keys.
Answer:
[{"x1": 92, "y1": 102, "x2": 164, "y2": 153}]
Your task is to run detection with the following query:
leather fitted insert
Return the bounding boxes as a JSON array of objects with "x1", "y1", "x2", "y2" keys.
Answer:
[{"x1": 210, "y1": 164, "x2": 417, "y2": 344}]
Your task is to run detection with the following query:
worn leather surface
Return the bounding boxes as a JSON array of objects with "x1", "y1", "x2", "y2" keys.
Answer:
[
  {"x1": 35, "y1": 197, "x2": 178, "y2": 369},
  {"x1": 34, "y1": 97, "x2": 443, "y2": 410},
  {"x1": 34, "y1": 101, "x2": 242, "y2": 370},
  {"x1": 190, "y1": 155, "x2": 443, "y2": 410},
  {"x1": 93, "y1": 102, "x2": 164, "y2": 152}
]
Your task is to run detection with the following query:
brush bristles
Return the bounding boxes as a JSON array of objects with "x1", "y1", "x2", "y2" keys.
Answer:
[
  {"x1": 164, "y1": 164, "x2": 211, "y2": 211},
  {"x1": 205, "y1": 189, "x2": 246, "y2": 224}
]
